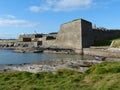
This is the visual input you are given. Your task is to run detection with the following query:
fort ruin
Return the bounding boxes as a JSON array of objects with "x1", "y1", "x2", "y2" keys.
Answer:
[{"x1": 2, "y1": 18, "x2": 120, "y2": 54}]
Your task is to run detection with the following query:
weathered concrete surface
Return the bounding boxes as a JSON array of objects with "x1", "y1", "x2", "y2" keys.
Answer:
[
  {"x1": 83, "y1": 48, "x2": 120, "y2": 58},
  {"x1": 93, "y1": 29, "x2": 120, "y2": 41},
  {"x1": 19, "y1": 34, "x2": 43, "y2": 42},
  {"x1": 56, "y1": 20, "x2": 82, "y2": 49},
  {"x1": 81, "y1": 19, "x2": 94, "y2": 48},
  {"x1": 56, "y1": 19, "x2": 94, "y2": 52}
]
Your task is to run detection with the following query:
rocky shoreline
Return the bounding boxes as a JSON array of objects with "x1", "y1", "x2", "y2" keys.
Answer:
[
  {"x1": 0, "y1": 41, "x2": 120, "y2": 73},
  {"x1": 0, "y1": 59, "x2": 104, "y2": 73},
  {"x1": 0, "y1": 47, "x2": 120, "y2": 73}
]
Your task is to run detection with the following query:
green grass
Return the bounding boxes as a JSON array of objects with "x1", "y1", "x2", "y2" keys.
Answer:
[
  {"x1": 0, "y1": 62, "x2": 120, "y2": 90},
  {"x1": 111, "y1": 40, "x2": 120, "y2": 48},
  {"x1": 86, "y1": 62, "x2": 120, "y2": 74},
  {"x1": 94, "y1": 38, "x2": 120, "y2": 46}
]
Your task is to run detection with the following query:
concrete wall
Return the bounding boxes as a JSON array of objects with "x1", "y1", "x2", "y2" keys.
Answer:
[
  {"x1": 56, "y1": 19, "x2": 94, "y2": 50},
  {"x1": 81, "y1": 19, "x2": 94, "y2": 47},
  {"x1": 17, "y1": 18, "x2": 120, "y2": 51},
  {"x1": 14, "y1": 42, "x2": 34, "y2": 47},
  {"x1": 56, "y1": 20, "x2": 82, "y2": 49},
  {"x1": 40, "y1": 36, "x2": 55, "y2": 47},
  {"x1": 19, "y1": 34, "x2": 43, "y2": 42},
  {"x1": 93, "y1": 29, "x2": 120, "y2": 41},
  {"x1": 83, "y1": 48, "x2": 120, "y2": 58},
  {"x1": 43, "y1": 40, "x2": 56, "y2": 47}
]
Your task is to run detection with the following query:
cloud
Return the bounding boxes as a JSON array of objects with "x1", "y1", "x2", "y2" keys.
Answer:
[
  {"x1": 55, "y1": 0, "x2": 92, "y2": 11},
  {"x1": 0, "y1": 16, "x2": 40, "y2": 27},
  {"x1": 5, "y1": 15, "x2": 16, "y2": 19},
  {"x1": 29, "y1": 6, "x2": 41, "y2": 13},
  {"x1": 28, "y1": 0, "x2": 93, "y2": 12}
]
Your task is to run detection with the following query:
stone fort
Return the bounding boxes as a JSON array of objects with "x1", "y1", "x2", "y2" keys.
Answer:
[{"x1": 18, "y1": 18, "x2": 120, "y2": 53}]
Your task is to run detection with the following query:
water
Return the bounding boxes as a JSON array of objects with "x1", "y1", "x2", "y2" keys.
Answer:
[{"x1": 0, "y1": 49, "x2": 94, "y2": 65}]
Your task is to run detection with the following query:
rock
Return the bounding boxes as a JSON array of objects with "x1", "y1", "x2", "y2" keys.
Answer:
[{"x1": 0, "y1": 59, "x2": 103, "y2": 73}]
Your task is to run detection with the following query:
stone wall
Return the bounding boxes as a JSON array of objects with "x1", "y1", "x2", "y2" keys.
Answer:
[
  {"x1": 81, "y1": 20, "x2": 94, "y2": 47},
  {"x1": 19, "y1": 34, "x2": 43, "y2": 42},
  {"x1": 56, "y1": 19, "x2": 94, "y2": 51},
  {"x1": 14, "y1": 18, "x2": 120, "y2": 53},
  {"x1": 56, "y1": 19, "x2": 82, "y2": 49},
  {"x1": 0, "y1": 40, "x2": 16, "y2": 47},
  {"x1": 83, "y1": 48, "x2": 120, "y2": 58},
  {"x1": 43, "y1": 40, "x2": 56, "y2": 47},
  {"x1": 41, "y1": 35, "x2": 56, "y2": 47},
  {"x1": 93, "y1": 29, "x2": 120, "y2": 41},
  {"x1": 14, "y1": 42, "x2": 35, "y2": 47}
]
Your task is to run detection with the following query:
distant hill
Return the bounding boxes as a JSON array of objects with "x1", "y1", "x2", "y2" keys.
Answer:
[{"x1": 0, "y1": 39, "x2": 16, "y2": 40}]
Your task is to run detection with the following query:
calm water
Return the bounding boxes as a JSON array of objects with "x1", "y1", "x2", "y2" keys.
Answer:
[{"x1": 0, "y1": 49, "x2": 94, "y2": 65}]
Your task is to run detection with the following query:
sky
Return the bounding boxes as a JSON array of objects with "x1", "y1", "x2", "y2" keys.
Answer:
[{"x1": 0, "y1": 0, "x2": 120, "y2": 39}]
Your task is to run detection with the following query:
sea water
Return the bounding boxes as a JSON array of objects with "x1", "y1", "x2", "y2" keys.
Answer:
[{"x1": 0, "y1": 49, "x2": 94, "y2": 65}]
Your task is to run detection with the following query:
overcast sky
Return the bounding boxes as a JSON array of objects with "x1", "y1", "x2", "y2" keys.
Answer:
[{"x1": 0, "y1": 0, "x2": 120, "y2": 39}]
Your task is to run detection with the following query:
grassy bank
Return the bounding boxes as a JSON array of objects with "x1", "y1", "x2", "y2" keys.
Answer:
[
  {"x1": 111, "y1": 40, "x2": 120, "y2": 48},
  {"x1": 0, "y1": 62, "x2": 120, "y2": 90}
]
